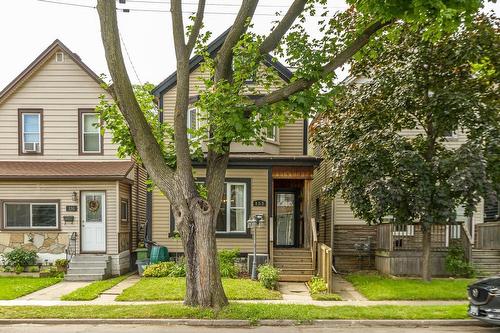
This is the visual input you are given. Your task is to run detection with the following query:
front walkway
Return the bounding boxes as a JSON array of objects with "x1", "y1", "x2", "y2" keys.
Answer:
[
  {"x1": 19, "y1": 281, "x2": 91, "y2": 301},
  {"x1": 332, "y1": 274, "x2": 368, "y2": 301}
]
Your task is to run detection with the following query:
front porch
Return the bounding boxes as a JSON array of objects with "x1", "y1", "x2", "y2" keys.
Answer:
[{"x1": 375, "y1": 223, "x2": 472, "y2": 276}]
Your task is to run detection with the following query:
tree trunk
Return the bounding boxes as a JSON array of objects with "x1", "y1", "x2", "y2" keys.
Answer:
[
  {"x1": 421, "y1": 226, "x2": 432, "y2": 282},
  {"x1": 174, "y1": 197, "x2": 228, "y2": 308}
]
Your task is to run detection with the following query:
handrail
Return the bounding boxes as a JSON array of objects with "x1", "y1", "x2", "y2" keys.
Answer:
[
  {"x1": 310, "y1": 218, "x2": 317, "y2": 272},
  {"x1": 460, "y1": 223, "x2": 473, "y2": 262},
  {"x1": 269, "y1": 217, "x2": 274, "y2": 265}
]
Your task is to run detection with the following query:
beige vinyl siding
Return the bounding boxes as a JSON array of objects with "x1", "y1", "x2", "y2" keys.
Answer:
[
  {"x1": 161, "y1": 67, "x2": 306, "y2": 156},
  {"x1": 131, "y1": 165, "x2": 148, "y2": 250},
  {"x1": 152, "y1": 168, "x2": 269, "y2": 253},
  {"x1": 0, "y1": 180, "x2": 119, "y2": 254},
  {"x1": 279, "y1": 119, "x2": 304, "y2": 155},
  {"x1": 0, "y1": 48, "x2": 126, "y2": 161}
]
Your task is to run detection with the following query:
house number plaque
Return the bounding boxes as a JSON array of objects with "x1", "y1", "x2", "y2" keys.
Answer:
[
  {"x1": 253, "y1": 200, "x2": 266, "y2": 207},
  {"x1": 66, "y1": 205, "x2": 78, "y2": 212}
]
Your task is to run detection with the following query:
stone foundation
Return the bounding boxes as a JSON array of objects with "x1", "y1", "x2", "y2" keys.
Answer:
[{"x1": 0, "y1": 232, "x2": 69, "y2": 255}]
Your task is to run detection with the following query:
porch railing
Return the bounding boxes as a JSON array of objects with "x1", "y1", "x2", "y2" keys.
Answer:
[
  {"x1": 476, "y1": 222, "x2": 500, "y2": 249},
  {"x1": 317, "y1": 243, "x2": 334, "y2": 293},
  {"x1": 376, "y1": 223, "x2": 465, "y2": 252}
]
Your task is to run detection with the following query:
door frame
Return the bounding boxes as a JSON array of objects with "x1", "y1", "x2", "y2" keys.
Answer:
[
  {"x1": 273, "y1": 188, "x2": 300, "y2": 248},
  {"x1": 79, "y1": 190, "x2": 107, "y2": 254}
]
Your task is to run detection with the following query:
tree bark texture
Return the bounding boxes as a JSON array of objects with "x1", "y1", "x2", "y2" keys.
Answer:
[{"x1": 421, "y1": 226, "x2": 432, "y2": 282}]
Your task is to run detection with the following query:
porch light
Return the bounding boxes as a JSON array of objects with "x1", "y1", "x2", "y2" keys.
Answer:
[
  {"x1": 248, "y1": 214, "x2": 265, "y2": 280},
  {"x1": 72, "y1": 191, "x2": 78, "y2": 202}
]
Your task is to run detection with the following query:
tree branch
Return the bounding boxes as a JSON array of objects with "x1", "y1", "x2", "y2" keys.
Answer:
[
  {"x1": 170, "y1": 0, "x2": 198, "y2": 199},
  {"x1": 259, "y1": 0, "x2": 307, "y2": 54},
  {"x1": 96, "y1": 0, "x2": 176, "y2": 198},
  {"x1": 254, "y1": 19, "x2": 393, "y2": 107},
  {"x1": 186, "y1": 0, "x2": 206, "y2": 53},
  {"x1": 214, "y1": 0, "x2": 259, "y2": 81}
]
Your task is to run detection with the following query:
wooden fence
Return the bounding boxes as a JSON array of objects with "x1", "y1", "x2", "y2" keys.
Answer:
[{"x1": 477, "y1": 222, "x2": 500, "y2": 249}]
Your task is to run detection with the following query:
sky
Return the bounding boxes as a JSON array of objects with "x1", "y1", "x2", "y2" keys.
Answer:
[{"x1": 0, "y1": 0, "x2": 499, "y2": 89}]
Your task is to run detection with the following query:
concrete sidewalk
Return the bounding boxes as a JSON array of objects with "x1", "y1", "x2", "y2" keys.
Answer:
[
  {"x1": 0, "y1": 299, "x2": 468, "y2": 307},
  {"x1": 18, "y1": 281, "x2": 92, "y2": 301}
]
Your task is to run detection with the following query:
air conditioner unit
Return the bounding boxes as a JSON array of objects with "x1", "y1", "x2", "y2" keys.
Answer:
[
  {"x1": 24, "y1": 142, "x2": 39, "y2": 152},
  {"x1": 247, "y1": 254, "x2": 268, "y2": 273}
]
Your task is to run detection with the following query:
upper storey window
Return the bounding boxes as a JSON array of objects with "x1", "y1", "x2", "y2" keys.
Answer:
[
  {"x1": 266, "y1": 126, "x2": 277, "y2": 142},
  {"x1": 79, "y1": 109, "x2": 103, "y2": 155},
  {"x1": 19, "y1": 109, "x2": 43, "y2": 155}
]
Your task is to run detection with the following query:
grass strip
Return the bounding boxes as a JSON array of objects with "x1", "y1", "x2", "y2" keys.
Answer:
[
  {"x1": 0, "y1": 277, "x2": 61, "y2": 300},
  {"x1": 0, "y1": 304, "x2": 468, "y2": 320},
  {"x1": 61, "y1": 274, "x2": 132, "y2": 301},
  {"x1": 311, "y1": 293, "x2": 343, "y2": 301},
  {"x1": 345, "y1": 273, "x2": 474, "y2": 301},
  {"x1": 116, "y1": 277, "x2": 281, "y2": 301}
]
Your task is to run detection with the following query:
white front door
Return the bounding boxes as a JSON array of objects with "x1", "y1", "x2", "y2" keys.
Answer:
[{"x1": 81, "y1": 191, "x2": 106, "y2": 253}]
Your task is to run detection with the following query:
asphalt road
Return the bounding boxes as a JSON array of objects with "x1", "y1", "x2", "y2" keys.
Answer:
[{"x1": 0, "y1": 324, "x2": 498, "y2": 333}]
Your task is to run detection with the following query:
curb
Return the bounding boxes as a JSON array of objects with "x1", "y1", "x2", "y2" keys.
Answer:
[{"x1": 0, "y1": 318, "x2": 490, "y2": 327}]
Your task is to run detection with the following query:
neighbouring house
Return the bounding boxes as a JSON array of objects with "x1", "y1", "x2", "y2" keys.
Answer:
[
  {"x1": 0, "y1": 40, "x2": 147, "y2": 280},
  {"x1": 311, "y1": 76, "x2": 500, "y2": 277},
  {"x1": 150, "y1": 29, "x2": 324, "y2": 282}
]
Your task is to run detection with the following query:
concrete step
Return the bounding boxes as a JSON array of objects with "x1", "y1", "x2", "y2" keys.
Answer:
[
  {"x1": 279, "y1": 274, "x2": 313, "y2": 282},
  {"x1": 70, "y1": 255, "x2": 111, "y2": 263},
  {"x1": 68, "y1": 262, "x2": 109, "y2": 268},
  {"x1": 65, "y1": 273, "x2": 110, "y2": 281},
  {"x1": 67, "y1": 268, "x2": 107, "y2": 275}
]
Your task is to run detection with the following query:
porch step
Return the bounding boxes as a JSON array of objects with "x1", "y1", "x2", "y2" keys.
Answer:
[
  {"x1": 280, "y1": 274, "x2": 314, "y2": 282},
  {"x1": 273, "y1": 248, "x2": 314, "y2": 282},
  {"x1": 471, "y1": 249, "x2": 500, "y2": 277},
  {"x1": 65, "y1": 255, "x2": 112, "y2": 281}
]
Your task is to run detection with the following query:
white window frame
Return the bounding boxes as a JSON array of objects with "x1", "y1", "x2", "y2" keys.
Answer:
[
  {"x1": 22, "y1": 113, "x2": 41, "y2": 153},
  {"x1": 187, "y1": 108, "x2": 200, "y2": 139},
  {"x1": 266, "y1": 126, "x2": 278, "y2": 142},
  {"x1": 3, "y1": 202, "x2": 59, "y2": 230},
  {"x1": 217, "y1": 182, "x2": 247, "y2": 233},
  {"x1": 55, "y1": 52, "x2": 65, "y2": 63},
  {"x1": 444, "y1": 131, "x2": 458, "y2": 140},
  {"x1": 81, "y1": 112, "x2": 101, "y2": 153}
]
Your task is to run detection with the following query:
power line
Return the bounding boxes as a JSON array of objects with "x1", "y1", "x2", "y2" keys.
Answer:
[
  {"x1": 37, "y1": 0, "x2": 347, "y2": 15},
  {"x1": 119, "y1": 32, "x2": 142, "y2": 84},
  {"x1": 122, "y1": 0, "x2": 347, "y2": 9}
]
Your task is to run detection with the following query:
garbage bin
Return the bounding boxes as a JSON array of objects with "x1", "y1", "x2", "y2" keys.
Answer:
[
  {"x1": 136, "y1": 259, "x2": 149, "y2": 276},
  {"x1": 150, "y1": 245, "x2": 169, "y2": 264}
]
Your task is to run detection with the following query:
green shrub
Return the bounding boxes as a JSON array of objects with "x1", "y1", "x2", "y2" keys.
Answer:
[
  {"x1": 218, "y1": 249, "x2": 240, "y2": 278},
  {"x1": 28, "y1": 266, "x2": 40, "y2": 273},
  {"x1": 445, "y1": 244, "x2": 475, "y2": 278},
  {"x1": 143, "y1": 261, "x2": 186, "y2": 278},
  {"x1": 4, "y1": 248, "x2": 37, "y2": 268},
  {"x1": 55, "y1": 259, "x2": 69, "y2": 268},
  {"x1": 258, "y1": 264, "x2": 280, "y2": 290},
  {"x1": 309, "y1": 276, "x2": 328, "y2": 294}
]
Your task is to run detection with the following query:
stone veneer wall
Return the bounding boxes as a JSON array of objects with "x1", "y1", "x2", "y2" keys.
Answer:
[{"x1": 0, "y1": 232, "x2": 69, "y2": 255}]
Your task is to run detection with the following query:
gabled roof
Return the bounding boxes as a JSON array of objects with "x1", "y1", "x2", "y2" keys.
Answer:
[
  {"x1": 152, "y1": 28, "x2": 293, "y2": 96},
  {"x1": 0, "y1": 39, "x2": 104, "y2": 104}
]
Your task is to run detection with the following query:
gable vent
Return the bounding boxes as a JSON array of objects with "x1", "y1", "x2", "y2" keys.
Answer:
[{"x1": 55, "y1": 52, "x2": 65, "y2": 63}]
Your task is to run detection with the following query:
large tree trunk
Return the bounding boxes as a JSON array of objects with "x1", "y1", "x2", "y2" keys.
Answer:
[
  {"x1": 421, "y1": 226, "x2": 432, "y2": 282},
  {"x1": 174, "y1": 199, "x2": 228, "y2": 308}
]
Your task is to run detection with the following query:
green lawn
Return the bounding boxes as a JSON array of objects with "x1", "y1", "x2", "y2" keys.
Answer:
[
  {"x1": 311, "y1": 293, "x2": 343, "y2": 301},
  {"x1": 61, "y1": 274, "x2": 131, "y2": 301},
  {"x1": 0, "y1": 304, "x2": 468, "y2": 320},
  {"x1": 0, "y1": 277, "x2": 61, "y2": 300},
  {"x1": 345, "y1": 273, "x2": 475, "y2": 300},
  {"x1": 116, "y1": 277, "x2": 281, "y2": 301}
]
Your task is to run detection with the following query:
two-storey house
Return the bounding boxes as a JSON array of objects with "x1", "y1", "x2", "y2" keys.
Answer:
[
  {"x1": 0, "y1": 40, "x2": 147, "y2": 280},
  {"x1": 149, "y1": 30, "x2": 321, "y2": 282}
]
